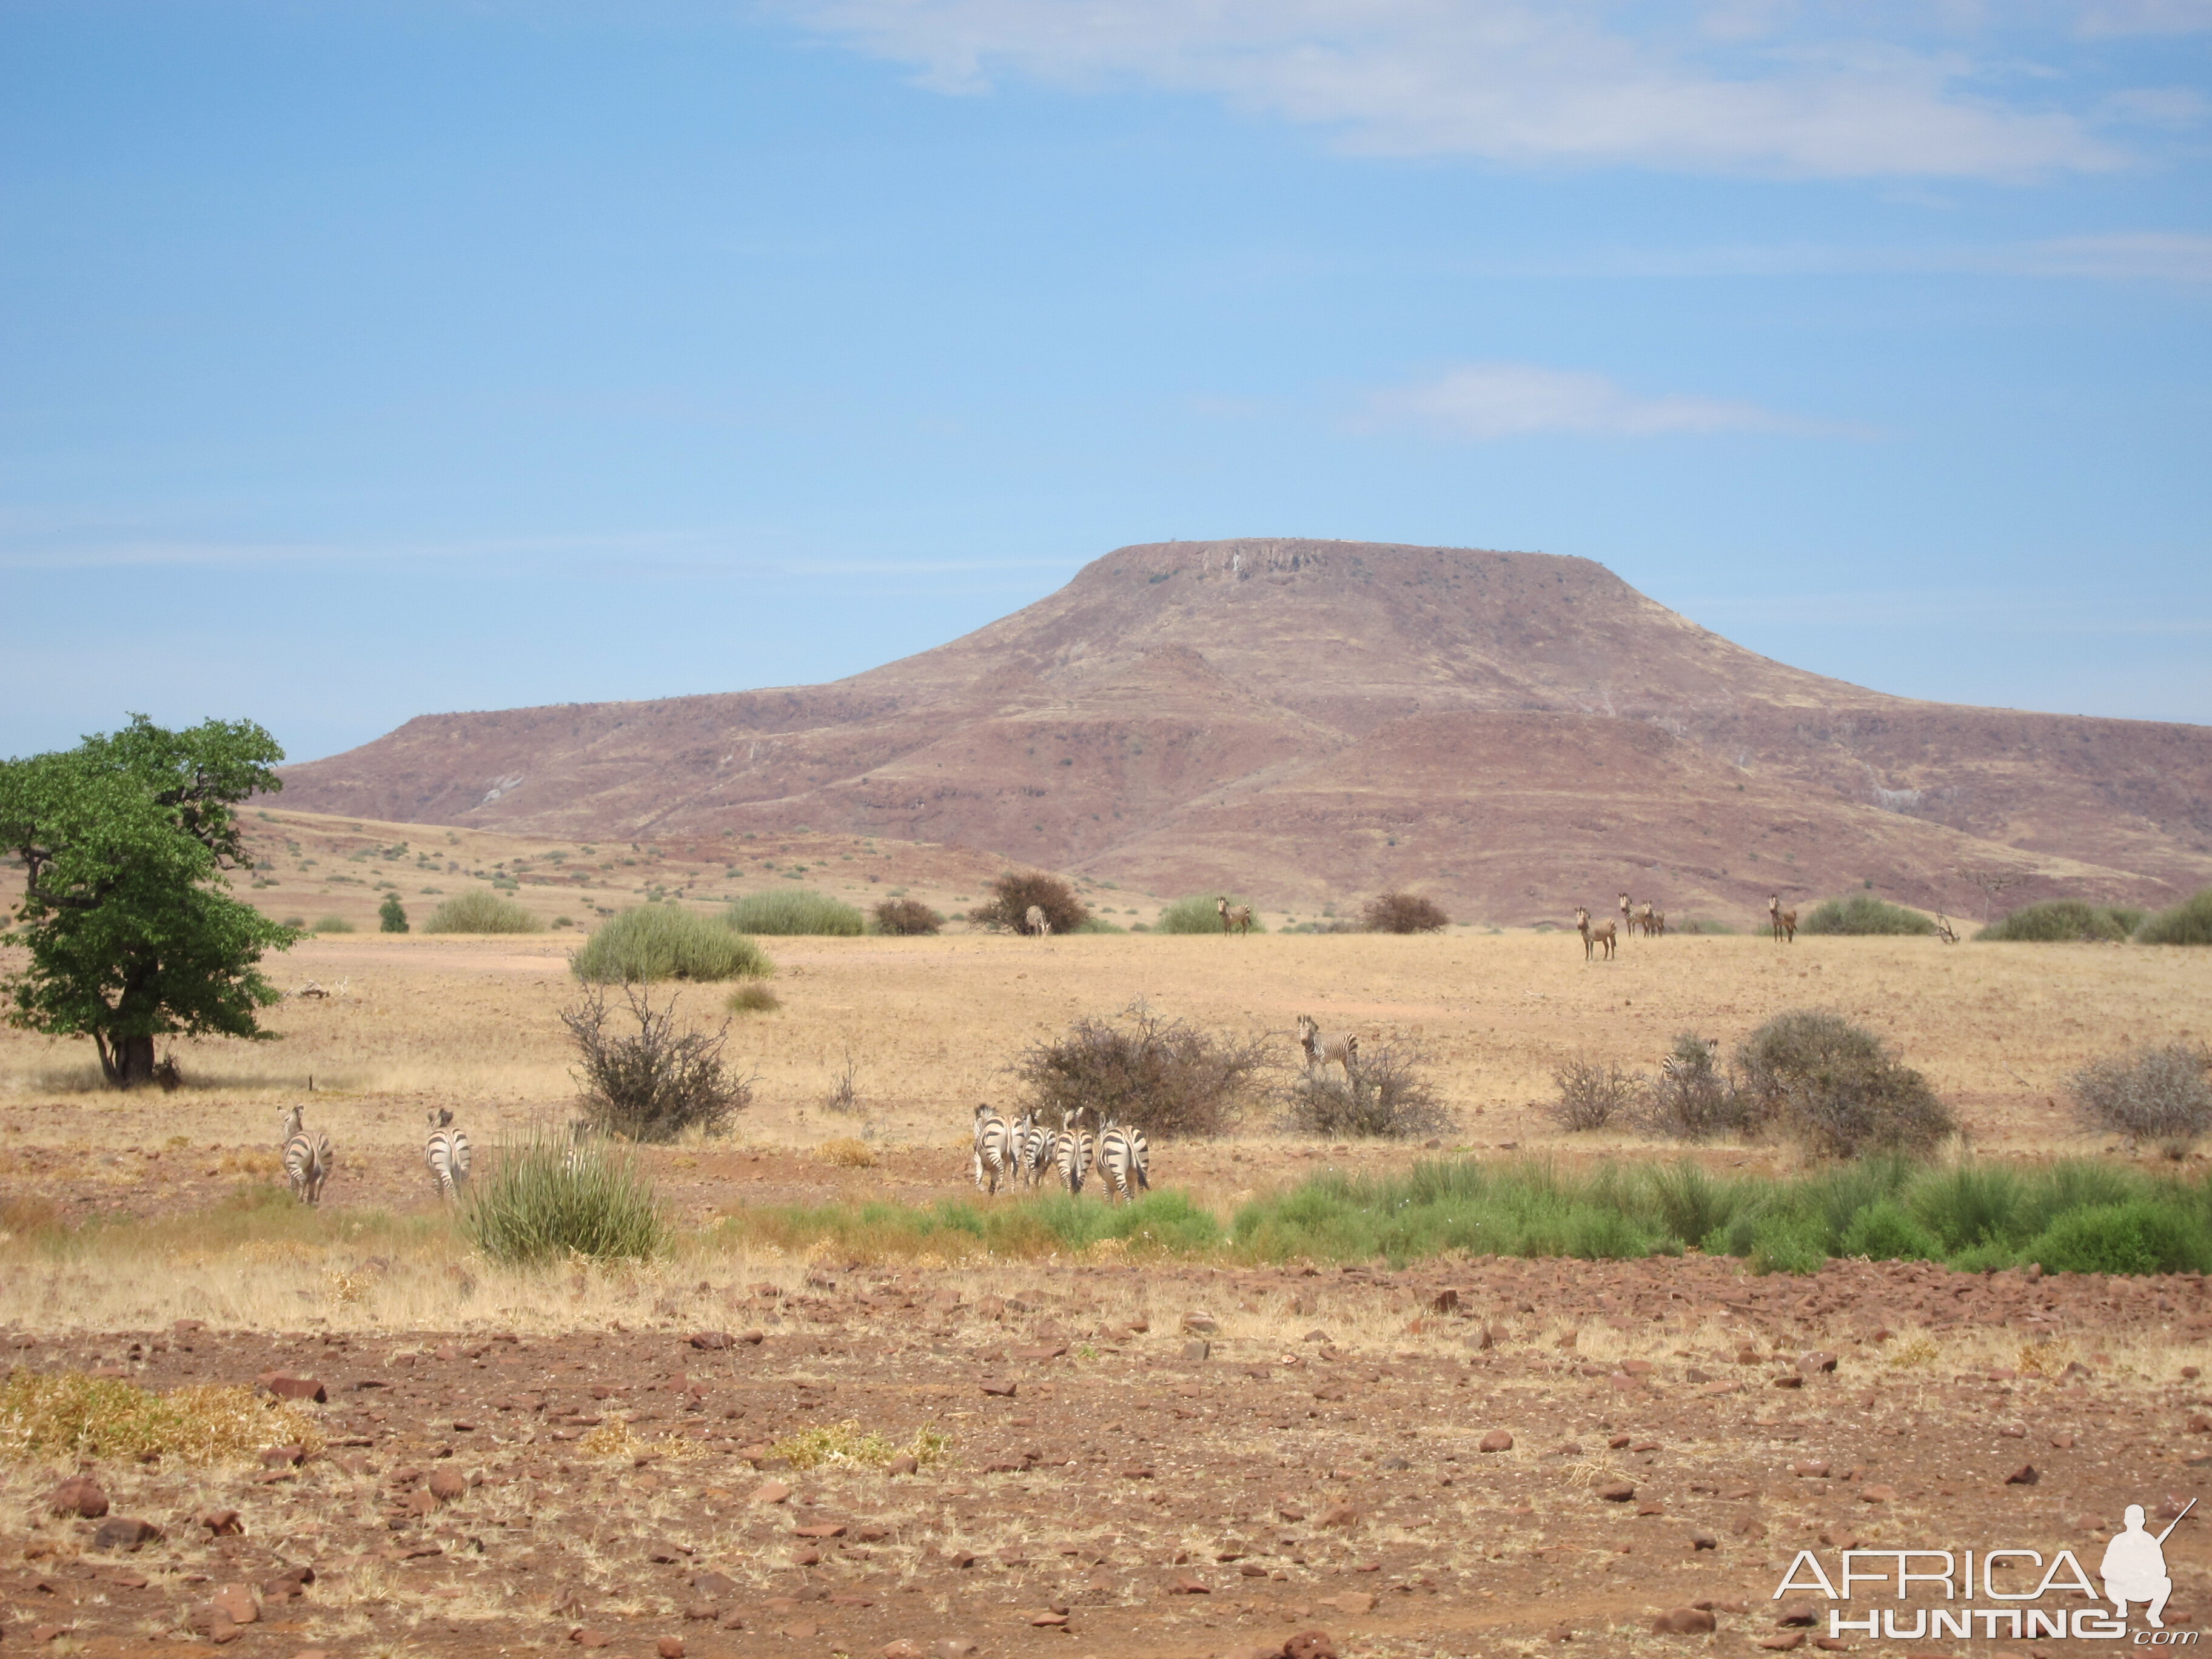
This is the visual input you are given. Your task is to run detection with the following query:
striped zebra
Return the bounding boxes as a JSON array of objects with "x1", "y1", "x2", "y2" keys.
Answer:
[
  {"x1": 1016, "y1": 1110, "x2": 1053, "y2": 1188},
  {"x1": 1296, "y1": 1013, "x2": 1358, "y2": 1079},
  {"x1": 971, "y1": 1104, "x2": 1016, "y2": 1196},
  {"x1": 424, "y1": 1108, "x2": 472, "y2": 1201},
  {"x1": 1659, "y1": 1038, "x2": 1718, "y2": 1086},
  {"x1": 280, "y1": 1103, "x2": 332, "y2": 1207},
  {"x1": 1054, "y1": 1110, "x2": 1093, "y2": 1196},
  {"x1": 1096, "y1": 1114, "x2": 1150, "y2": 1204}
]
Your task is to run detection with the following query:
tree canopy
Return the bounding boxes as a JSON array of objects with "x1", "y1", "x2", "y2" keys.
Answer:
[{"x1": 0, "y1": 716, "x2": 297, "y2": 1087}]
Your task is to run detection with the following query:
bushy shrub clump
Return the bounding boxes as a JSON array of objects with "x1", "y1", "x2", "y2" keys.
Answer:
[
  {"x1": 1737, "y1": 1010, "x2": 1954, "y2": 1159},
  {"x1": 1549, "y1": 1061, "x2": 1640, "y2": 1133},
  {"x1": 2137, "y1": 888, "x2": 2212, "y2": 946},
  {"x1": 871, "y1": 897, "x2": 943, "y2": 936},
  {"x1": 561, "y1": 984, "x2": 752, "y2": 1142},
  {"x1": 312, "y1": 914, "x2": 354, "y2": 934},
  {"x1": 1362, "y1": 891, "x2": 1450, "y2": 933},
  {"x1": 725, "y1": 889, "x2": 864, "y2": 936},
  {"x1": 1978, "y1": 899, "x2": 2145, "y2": 943},
  {"x1": 1155, "y1": 894, "x2": 1266, "y2": 934},
  {"x1": 461, "y1": 1128, "x2": 668, "y2": 1265},
  {"x1": 570, "y1": 907, "x2": 774, "y2": 983},
  {"x1": 1641, "y1": 1033, "x2": 1760, "y2": 1141},
  {"x1": 2070, "y1": 1045, "x2": 2212, "y2": 1153},
  {"x1": 1799, "y1": 895, "x2": 1933, "y2": 936},
  {"x1": 423, "y1": 891, "x2": 542, "y2": 934},
  {"x1": 1278, "y1": 1045, "x2": 1453, "y2": 1140},
  {"x1": 1016, "y1": 1002, "x2": 1266, "y2": 1139},
  {"x1": 968, "y1": 870, "x2": 1090, "y2": 935},
  {"x1": 378, "y1": 894, "x2": 408, "y2": 934}
]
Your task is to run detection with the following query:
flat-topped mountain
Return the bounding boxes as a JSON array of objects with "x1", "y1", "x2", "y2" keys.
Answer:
[{"x1": 278, "y1": 538, "x2": 2212, "y2": 922}]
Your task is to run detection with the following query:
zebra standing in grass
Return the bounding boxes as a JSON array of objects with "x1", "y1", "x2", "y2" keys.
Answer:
[
  {"x1": 1054, "y1": 1108, "x2": 1093, "y2": 1196},
  {"x1": 1659, "y1": 1037, "x2": 1718, "y2": 1087},
  {"x1": 971, "y1": 1103, "x2": 1016, "y2": 1195},
  {"x1": 1096, "y1": 1113, "x2": 1150, "y2": 1204},
  {"x1": 280, "y1": 1102, "x2": 332, "y2": 1207},
  {"x1": 424, "y1": 1108, "x2": 472, "y2": 1201},
  {"x1": 1016, "y1": 1110, "x2": 1053, "y2": 1188}
]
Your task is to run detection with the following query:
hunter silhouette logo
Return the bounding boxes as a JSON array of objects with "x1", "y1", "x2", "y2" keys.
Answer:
[{"x1": 2103, "y1": 1500, "x2": 2194, "y2": 1629}]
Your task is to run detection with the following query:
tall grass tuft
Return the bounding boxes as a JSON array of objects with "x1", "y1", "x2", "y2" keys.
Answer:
[
  {"x1": 725, "y1": 889, "x2": 864, "y2": 936},
  {"x1": 2136, "y1": 888, "x2": 2212, "y2": 947},
  {"x1": 461, "y1": 1128, "x2": 669, "y2": 1265},
  {"x1": 1978, "y1": 899, "x2": 2145, "y2": 943},
  {"x1": 1156, "y1": 894, "x2": 1265, "y2": 934},
  {"x1": 423, "y1": 891, "x2": 542, "y2": 934},
  {"x1": 1800, "y1": 895, "x2": 1934, "y2": 936},
  {"x1": 570, "y1": 907, "x2": 773, "y2": 983},
  {"x1": 0, "y1": 1373, "x2": 326, "y2": 1464}
]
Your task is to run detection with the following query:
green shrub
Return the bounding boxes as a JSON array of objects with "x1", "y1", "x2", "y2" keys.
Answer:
[
  {"x1": 311, "y1": 914, "x2": 353, "y2": 934},
  {"x1": 726, "y1": 982, "x2": 781, "y2": 1014},
  {"x1": 461, "y1": 1129, "x2": 669, "y2": 1265},
  {"x1": 1362, "y1": 891, "x2": 1450, "y2": 933},
  {"x1": 2137, "y1": 889, "x2": 2212, "y2": 947},
  {"x1": 423, "y1": 891, "x2": 542, "y2": 934},
  {"x1": 1978, "y1": 899, "x2": 2145, "y2": 943},
  {"x1": 968, "y1": 870, "x2": 1089, "y2": 935},
  {"x1": 1155, "y1": 895, "x2": 1265, "y2": 934},
  {"x1": 2068, "y1": 1045, "x2": 2212, "y2": 1151},
  {"x1": 570, "y1": 907, "x2": 773, "y2": 983},
  {"x1": 1909, "y1": 1164, "x2": 2028, "y2": 1253},
  {"x1": 872, "y1": 897, "x2": 942, "y2": 936},
  {"x1": 725, "y1": 889, "x2": 864, "y2": 936},
  {"x1": 1839, "y1": 1199, "x2": 1942, "y2": 1262},
  {"x1": 1749, "y1": 1212, "x2": 1828, "y2": 1276},
  {"x1": 377, "y1": 894, "x2": 408, "y2": 934},
  {"x1": 1799, "y1": 895, "x2": 1933, "y2": 936},
  {"x1": 1738, "y1": 1010, "x2": 1952, "y2": 1159},
  {"x1": 2028, "y1": 1200, "x2": 2212, "y2": 1276}
]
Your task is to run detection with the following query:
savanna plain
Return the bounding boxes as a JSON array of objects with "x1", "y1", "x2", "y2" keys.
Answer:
[{"x1": 2, "y1": 847, "x2": 2210, "y2": 1659}]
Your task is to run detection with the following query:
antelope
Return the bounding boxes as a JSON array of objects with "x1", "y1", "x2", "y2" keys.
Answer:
[
  {"x1": 1295, "y1": 1013, "x2": 1358, "y2": 1078},
  {"x1": 1024, "y1": 904, "x2": 1051, "y2": 938},
  {"x1": 1217, "y1": 896, "x2": 1255, "y2": 936},
  {"x1": 1574, "y1": 906, "x2": 1617, "y2": 962},
  {"x1": 280, "y1": 1103, "x2": 332, "y2": 1206},
  {"x1": 424, "y1": 1108, "x2": 472, "y2": 1201},
  {"x1": 1768, "y1": 894, "x2": 1797, "y2": 945}
]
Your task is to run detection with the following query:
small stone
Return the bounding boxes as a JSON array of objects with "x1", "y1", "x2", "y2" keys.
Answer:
[
  {"x1": 260, "y1": 1443, "x2": 306, "y2": 1468},
  {"x1": 91, "y1": 1516, "x2": 161, "y2": 1552},
  {"x1": 2051, "y1": 1432, "x2": 2076, "y2": 1449},
  {"x1": 427, "y1": 1467, "x2": 467, "y2": 1502},
  {"x1": 1317, "y1": 1503, "x2": 1361, "y2": 1529},
  {"x1": 1775, "y1": 1599, "x2": 1820, "y2": 1626},
  {"x1": 1182, "y1": 1313, "x2": 1219, "y2": 1333},
  {"x1": 979, "y1": 1376, "x2": 1017, "y2": 1397},
  {"x1": 1790, "y1": 1460, "x2": 1832, "y2": 1478},
  {"x1": 1596, "y1": 1481, "x2": 1637, "y2": 1503},
  {"x1": 49, "y1": 1476, "x2": 109, "y2": 1518},
  {"x1": 1183, "y1": 1338, "x2": 1212, "y2": 1361},
  {"x1": 752, "y1": 1480, "x2": 793, "y2": 1504},
  {"x1": 934, "y1": 1643, "x2": 980, "y2": 1658},
  {"x1": 1652, "y1": 1607, "x2": 1717, "y2": 1634},
  {"x1": 210, "y1": 1585, "x2": 260, "y2": 1626},
  {"x1": 690, "y1": 1330, "x2": 732, "y2": 1350},
  {"x1": 1758, "y1": 1635, "x2": 1806, "y2": 1652},
  {"x1": 1798, "y1": 1351, "x2": 1838, "y2": 1375},
  {"x1": 1030, "y1": 1610, "x2": 1070, "y2": 1626},
  {"x1": 571, "y1": 1630, "x2": 614, "y2": 1649},
  {"x1": 1690, "y1": 1532, "x2": 1717, "y2": 1550},
  {"x1": 657, "y1": 1638, "x2": 685, "y2": 1658},
  {"x1": 887, "y1": 1454, "x2": 919, "y2": 1476},
  {"x1": 738, "y1": 1329, "x2": 765, "y2": 1344},
  {"x1": 1330, "y1": 1590, "x2": 1376, "y2": 1615},
  {"x1": 1171, "y1": 1575, "x2": 1212, "y2": 1594},
  {"x1": 882, "y1": 1644, "x2": 924, "y2": 1659},
  {"x1": 1480, "y1": 1429, "x2": 1514, "y2": 1452},
  {"x1": 1859, "y1": 1484, "x2": 1897, "y2": 1503},
  {"x1": 2005, "y1": 1464, "x2": 2040, "y2": 1485},
  {"x1": 193, "y1": 1508, "x2": 243, "y2": 1537},
  {"x1": 256, "y1": 1373, "x2": 328, "y2": 1403},
  {"x1": 1772, "y1": 1373, "x2": 1804, "y2": 1390},
  {"x1": 1284, "y1": 1632, "x2": 1341, "y2": 1659}
]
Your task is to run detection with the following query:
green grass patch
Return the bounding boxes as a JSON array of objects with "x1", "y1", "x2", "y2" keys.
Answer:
[
  {"x1": 461, "y1": 1130, "x2": 669, "y2": 1265},
  {"x1": 1799, "y1": 895, "x2": 1934, "y2": 935},
  {"x1": 423, "y1": 891, "x2": 543, "y2": 933},
  {"x1": 1155, "y1": 894, "x2": 1265, "y2": 934},
  {"x1": 569, "y1": 906, "x2": 774, "y2": 982},
  {"x1": 0, "y1": 1372, "x2": 326, "y2": 1464},
  {"x1": 725, "y1": 889, "x2": 865, "y2": 936},
  {"x1": 712, "y1": 1188, "x2": 1221, "y2": 1262},
  {"x1": 2137, "y1": 888, "x2": 2212, "y2": 947},
  {"x1": 1978, "y1": 899, "x2": 2147, "y2": 943}
]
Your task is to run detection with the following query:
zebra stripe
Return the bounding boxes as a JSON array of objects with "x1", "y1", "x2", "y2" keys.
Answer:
[
  {"x1": 1054, "y1": 1113, "x2": 1093, "y2": 1196},
  {"x1": 425, "y1": 1108, "x2": 472, "y2": 1201},
  {"x1": 971, "y1": 1105, "x2": 1016, "y2": 1195},
  {"x1": 1097, "y1": 1118, "x2": 1150, "y2": 1204},
  {"x1": 1016, "y1": 1113, "x2": 1053, "y2": 1187},
  {"x1": 281, "y1": 1104, "x2": 332, "y2": 1207}
]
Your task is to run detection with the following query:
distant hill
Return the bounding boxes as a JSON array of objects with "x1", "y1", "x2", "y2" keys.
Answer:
[{"x1": 278, "y1": 538, "x2": 2212, "y2": 924}]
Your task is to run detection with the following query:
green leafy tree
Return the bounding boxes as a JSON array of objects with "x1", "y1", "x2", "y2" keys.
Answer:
[
  {"x1": 378, "y1": 893, "x2": 409, "y2": 934},
  {"x1": 0, "y1": 716, "x2": 298, "y2": 1088}
]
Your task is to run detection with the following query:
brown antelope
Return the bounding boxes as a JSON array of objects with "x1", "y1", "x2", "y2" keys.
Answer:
[
  {"x1": 1575, "y1": 906, "x2": 1617, "y2": 961},
  {"x1": 1768, "y1": 894, "x2": 1797, "y2": 944},
  {"x1": 1217, "y1": 896, "x2": 1255, "y2": 936}
]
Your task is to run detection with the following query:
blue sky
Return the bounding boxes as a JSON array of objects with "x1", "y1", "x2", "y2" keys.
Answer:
[{"x1": 3, "y1": 0, "x2": 2207, "y2": 763}]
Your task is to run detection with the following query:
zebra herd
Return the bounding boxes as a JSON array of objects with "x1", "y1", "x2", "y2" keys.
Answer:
[
  {"x1": 275, "y1": 1102, "x2": 473, "y2": 1208},
  {"x1": 970, "y1": 1103, "x2": 1150, "y2": 1202}
]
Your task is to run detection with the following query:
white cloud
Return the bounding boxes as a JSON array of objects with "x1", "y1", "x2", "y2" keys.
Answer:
[
  {"x1": 2008, "y1": 231, "x2": 2212, "y2": 279},
  {"x1": 781, "y1": 0, "x2": 2128, "y2": 177},
  {"x1": 1369, "y1": 362, "x2": 1800, "y2": 440}
]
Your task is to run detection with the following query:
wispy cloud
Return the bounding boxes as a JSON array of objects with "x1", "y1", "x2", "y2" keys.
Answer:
[
  {"x1": 1367, "y1": 363, "x2": 1804, "y2": 440},
  {"x1": 782, "y1": 0, "x2": 2135, "y2": 178}
]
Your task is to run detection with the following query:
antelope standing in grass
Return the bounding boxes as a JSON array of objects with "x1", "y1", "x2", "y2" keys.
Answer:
[
  {"x1": 1768, "y1": 894, "x2": 1797, "y2": 944},
  {"x1": 424, "y1": 1108, "x2": 472, "y2": 1201},
  {"x1": 1024, "y1": 904, "x2": 1051, "y2": 938},
  {"x1": 1295, "y1": 1013, "x2": 1358, "y2": 1079},
  {"x1": 971, "y1": 1103, "x2": 1016, "y2": 1194},
  {"x1": 280, "y1": 1103, "x2": 332, "y2": 1206},
  {"x1": 1217, "y1": 896, "x2": 1255, "y2": 936},
  {"x1": 1574, "y1": 906, "x2": 1617, "y2": 961},
  {"x1": 1097, "y1": 1113, "x2": 1151, "y2": 1204}
]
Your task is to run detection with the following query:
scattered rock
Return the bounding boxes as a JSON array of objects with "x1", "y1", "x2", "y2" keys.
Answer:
[
  {"x1": 256, "y1": 1373, "x2": 327, "y2": 1403},
  {"x1": 1317, "y1": 1503, "x2": 1361, "y2": 1529},
  {"x1": 1183, "y1": 1338, "x2": 1212, "y2": 1361},
  {"x1": 1652, "y1": 1606, "x2": 1717, "y2": 1634},
  {"x1": 427, "y1": 1467, "x2": 467, "y2": 1503},
  {"x1": 1329, "y1": 1590, "x2": 1376, "y2": 1615},
  {"x1": 1480, "y1": 1429, "x2": 1514, "y2": 1452},
  {"x1": 1772, "y1": 1373, "x2": 1804, "y2": 1390},
  {"x1": 90, "y1": 1517, "x2": 161, "y2": 1552},
  {"x1": 1596, "y1": 1481, "x2": 1637, "y2": 1503},
  {"x1": 933, "y1": 1643, "x2": 980, "y2": 1658},
  {"x1": 47, "y1": 1476, "x2": 108, "y2": 1518},
  {"x1": 657, "y1": 1638, "x2": 685, "y2": 1659},
  {"x1": 689, "y1": 1331, "x2": 732, "y2": 1350},
  {"x1": 979, "y1": 1376, "x2": 1017, "y2": 1398},
  {"x1": 1798, "y1": 1351, "x2": 1838, "y2": 1375},
  {"x1": 193, "y1": 1509, "x2": 243, "y2": 1537},
  {"x1": 1182, "y1": 1313, "x2": 1219, "y2": 1333},
  {"x1": 2006, "y1": 1464, "x2": 2040, "y2": 1486},
  {"x1": 210, "y1": 1585, "x2": 259, "y2": 1626},
  {"x1": 1789, "y1": 1461, "x2": 1831, "y2": 1478},
  {"x1": 882, "y1": 1644, "x2": 924, "y2": 1659},
  {"x1": 1775, "y1": 1599, "x2": 1821, "y2": 1626},
  {"x1": 1284, "y1": 1632, "x2": 1341, "y2": 1659},
  {"x1": 1690, "y1": 1532, "x2": 1717, "y2": 1550},
  {"x1": 1757, "y1": 1634, "x2": 1806, "y2": 1651},
  {"x1": 1171, "y1": 1576, "x2": 1212, "y2": 1594},
  {"x1": 752, "y1": 1481, "x2": 793, "y2": 1505}
]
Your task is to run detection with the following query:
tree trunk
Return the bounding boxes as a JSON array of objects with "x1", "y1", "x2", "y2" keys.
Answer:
[{"x1": 96, "y1": 1032, "x2": 158, "y2": 1089}]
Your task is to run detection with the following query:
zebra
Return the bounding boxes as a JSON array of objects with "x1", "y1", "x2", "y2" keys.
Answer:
[
  {"x1": 424, "y1": 1108, "x2": 472, "y2": 1201},
  {"x1": 1054, "y1": 1110, "x2": 1093, "y2": 1196},
  {"x1": 1295, "y1": 1013, "x2": 1358, "y2": 1078},
  {"x1": 1216, "y1": 896, "x2": 1254, "y2": 935},
  {"x1": 1768, "y1": 894, "x2": 1797, "y2": 945},
  {"x1": 1024, "y1": 904, "x2": 1051, "y2": 938},
  {"x1": 280, "y1": 1103, "x2": 332, "y2": 1207},
  {"x1": 1659, "y1": 1038, "x2": 1718, "y2": 1087},
  {"x1": 1574, "y1": 906, "x2": 1617, "y2": 962},
  {"x1": 1096, "y1": 1114, "x2": 1150, "y2": 1204},
  {"x1": 971, "y1": 1104, "x2": 1016, "y2": 1195},
  {"x1": 1016, "y1": 1110, "x2": 1053, "y2": 1187}
]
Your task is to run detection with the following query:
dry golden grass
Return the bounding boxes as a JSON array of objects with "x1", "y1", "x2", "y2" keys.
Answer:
[{"x1": 0, "y1": 1372, "x2": 324, "y2": 1463}]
